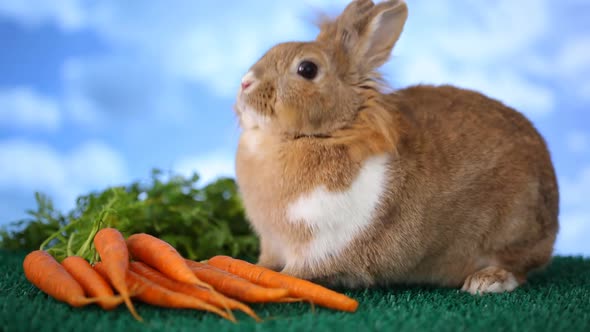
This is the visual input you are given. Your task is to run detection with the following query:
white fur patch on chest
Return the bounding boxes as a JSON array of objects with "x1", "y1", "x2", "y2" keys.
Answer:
[
  {"x1": 241, "y1": 129, "x2": 263, "y2": 154},
  {"x1": 286, "y1": 155, "x2": 389, "y2": 265}
]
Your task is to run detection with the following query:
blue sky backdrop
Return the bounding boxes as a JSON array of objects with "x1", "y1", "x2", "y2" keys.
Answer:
[{"x1": 0, "y1": 0, "x2": 588, "y2": 256}]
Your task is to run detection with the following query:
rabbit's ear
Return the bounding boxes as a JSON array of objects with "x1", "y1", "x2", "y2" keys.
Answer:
[
  {"x1": 355, "y1": 0, "x2": 408, "y2": 71},
  {"x1": 316, "y1": 0, "x2": 374, "y2": 49},
  {"x1": 338, "y1": 0, "x2": 375, "y2": 25},
  {"x1": 316, "y1": 1, "x2": 407, "y2": 75}
]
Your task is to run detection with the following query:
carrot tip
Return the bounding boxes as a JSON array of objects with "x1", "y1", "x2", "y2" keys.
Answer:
[
  {"x1": 245, "y1": 310, "x2": 262, "y2": 322},
  {"x1": 123, "y1": 296, "x2": 143, "y2": 322}
]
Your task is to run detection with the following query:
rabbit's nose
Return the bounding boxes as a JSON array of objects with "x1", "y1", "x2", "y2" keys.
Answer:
[
  {"x1": 241, "y1": 81, "x2": 252, "y2": 90},
  {"x1": 241, "y1": 71, "x2": 256, "y2": 92}
]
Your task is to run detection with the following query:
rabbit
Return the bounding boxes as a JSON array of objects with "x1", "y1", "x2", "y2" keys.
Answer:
[{"x1": 233, "y1": 0, "x2": 559, "y2": 295}]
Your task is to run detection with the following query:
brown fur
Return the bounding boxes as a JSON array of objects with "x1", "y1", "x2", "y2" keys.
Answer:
[{"x1": 233, "y1": 0, "x2": 559, "y2": 291}]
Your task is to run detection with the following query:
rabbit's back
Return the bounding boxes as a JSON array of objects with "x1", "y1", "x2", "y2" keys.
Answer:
[
  {"x1": 372, "y1": 84, "x2": 559, "y2": 285},
  {"x1": 394, "y1": 84, "x2": 557, "y2": 213}
]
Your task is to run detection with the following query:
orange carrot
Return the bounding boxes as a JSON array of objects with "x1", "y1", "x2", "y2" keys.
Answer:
[
  {"x1": 94, "y1": 262, "x2": 234, "y2": 322},
  {"x1": 126, "y1": 233, "x2": 210, "y2": 289},
  {"x1": 94, "y1": 227, "x2": 141, "y2": 321},
  {"x1": 275, "y1": 297, "x2": 307, "y2": 303},
  {"x1": 185, "y1": 259, "x2": 289, "y2": 303},
  {"x1": 62, "y1": 256, "x2": 123, "y2": 310},
  {"x1": 23, "y1": 250, "x2": 112, "y2": 307},
  {"x1": 207, "y1": 255, "x2": 359, "y2": 312},
  {"x1": 129, "y1": 262, "x2": 260, "y2": 321}
]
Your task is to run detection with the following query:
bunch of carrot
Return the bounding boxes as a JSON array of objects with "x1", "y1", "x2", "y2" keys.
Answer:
[{"x1": 22, "y1": 227, "x2": 358, "y2": 322}]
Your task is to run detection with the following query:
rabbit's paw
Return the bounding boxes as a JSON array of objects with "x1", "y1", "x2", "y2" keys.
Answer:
[{"x1": 461, "y1": 266, "x2": 520, "y2": 295}]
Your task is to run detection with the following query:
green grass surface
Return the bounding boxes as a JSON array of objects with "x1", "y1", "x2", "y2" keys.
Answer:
[{"x1": 1, "y1": 250, "x2": 589, "y2": 332}]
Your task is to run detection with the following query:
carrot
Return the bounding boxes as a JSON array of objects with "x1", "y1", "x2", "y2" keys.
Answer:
[
  {"x1": 129, "y1": 262, "x2": 261, "y2": 322},
  {"x1": 185, "y1": 259, "x2": 289, "y2": 303},
  {"x1": 275, "y1": 297, "x2": 308, "y2": 303},
  {"x1": 207, "y1": 255, "x2": 359, "y2": 312},
  {"x1": 94, "y1": 262, "x2": 235, "y2": 322},
  {"x1": 62, "y1": 256, "x2": 123, "y2": 310},
  {"x1": 94, "y1": 227, "x2": 141, "y2": 321},
  {"x1": 22, "y1": 250, "x2": 114, "y2": 307},
  {"x1": 126, "y1": 233, "x2": 210, "y2": 289}
]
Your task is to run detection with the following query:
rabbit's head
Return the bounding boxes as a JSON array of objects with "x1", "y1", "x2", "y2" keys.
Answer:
[{"x1": 235, "y1": 0, "x2": 408, "y2": 138}]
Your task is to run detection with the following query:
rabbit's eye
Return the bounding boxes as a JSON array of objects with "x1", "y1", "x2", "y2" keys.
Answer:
[{"x1": 297, "y1": 61, "x2": 318, "y2": 80}]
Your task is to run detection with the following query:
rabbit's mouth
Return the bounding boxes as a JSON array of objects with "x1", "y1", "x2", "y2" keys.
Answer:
[
  {"x1": 234, "y1": 99, "x2": 270, "y2": 131},
  {"x1": 292, "y1": 133, "x2": 331, "y2": 140},
  {"x1": 235, "y1": 89, "x2": 336, "y2": 140}
]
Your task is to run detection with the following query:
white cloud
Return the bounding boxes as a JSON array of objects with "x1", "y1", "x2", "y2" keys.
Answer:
[
  {"x1": 389, "y1": 0, "x2": 557, "y2": 119},
  {"x1": 523, "y1": 36, "x2": 590, "y2": 100},
  {"x1": 164, "y1": 26, "x2": 253, "y2": 97},
  {"x1": 0, "y1": 140, "x2": 65, "y2": 190},
  {"x1": 0, "y1": 139, "x2": 128, "y2": 211},
  {"x1": 15, "y1": 0, "x2": 338, "y2": 129},
  {"x1": 60, "y1": 58, "x2": 105, "y2": 128},
  {"x1": 0, "y1": 87, "x2": 61, "y2": 132},
  {"x1": 0, "y1": 0, "x2": 580, "y2": 110},
  {"x1": 566, "y1": 131, "x2": 589, "y2": 154},
  {"x1": 436, "y1": 0, "x2": 548, "y2": 61},
  {"x1": 556, "y1": 37, "x2": 590, "y2": 76},
  {"x1": 579, "y1": 81, "x2": 590, "y2": 101},
  {"x1": 456, "y1": 70, "x2": 555, "y2": 117},
  {"x1": 2, "y1": 1, "x2": 290, "y2": 98},
  {"x1": 74, "y1": 1, "x2": 321, "y2": 98},
  {"x1": 2, "y1": 0, "x2": 558, "y2": 120},
  {"x1": 391, "y1": 56, "x2": 555, "y2": 118},
  {"x1": 555, "y1": 212, "x2": 590, "y2": 256},
  {"x1": 173, "y1": 151, "x2": 235, "y2": 185},
  {"x1": 66, "y1": 142, "x2": 128, "y2": 189},
  {"x1": 62, "y1": 93, "x2": 105, "y2": 128},
  {"x1": 0, "y1": 0, "x2": 84, "y2": 31},
  {"x1": 555, "y1": 37, "x2": 590, "y2": 100},
  {"x1": 61, "y1": 55, "x2": 196, "y2": 127},
  {"x1": 560, "y1": 167, "x2": 590, "y2": 210},
  {"x1": 555, "y1": 166, "x2": 590, "y2": 256}
]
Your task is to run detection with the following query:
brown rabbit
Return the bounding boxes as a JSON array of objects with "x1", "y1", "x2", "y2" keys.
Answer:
[{"x1": 233, "y1": 0, "x2": 558, "y2": 294}]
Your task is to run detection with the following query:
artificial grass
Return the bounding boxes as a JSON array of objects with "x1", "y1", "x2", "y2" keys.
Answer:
[{"x1": 1, "y1": 250, "x2": 589, "y2": 332}]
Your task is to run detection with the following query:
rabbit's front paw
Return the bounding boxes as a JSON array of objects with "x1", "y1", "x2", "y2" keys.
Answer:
[{"x1": 280, "y1": 265, "x2": 314, "y2": 280}]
